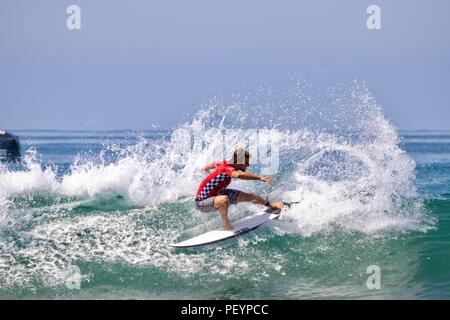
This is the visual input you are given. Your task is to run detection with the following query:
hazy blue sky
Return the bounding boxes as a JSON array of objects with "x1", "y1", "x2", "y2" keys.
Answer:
[{"x1": 1, "y1": 0, "x2": 449, "y2": 130}]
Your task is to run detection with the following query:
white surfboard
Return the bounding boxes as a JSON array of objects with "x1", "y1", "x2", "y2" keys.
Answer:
[{"x1": 170, "y1": 208, "x2": 283, "y2": 248}]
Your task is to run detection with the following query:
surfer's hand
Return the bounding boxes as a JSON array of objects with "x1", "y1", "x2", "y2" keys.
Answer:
[
  {"x1": 260, "y1": 176, "x2": 276, "y2": 184},
  {"x1": 201, "y1": 162, "x2": 217, "y2": 173}
]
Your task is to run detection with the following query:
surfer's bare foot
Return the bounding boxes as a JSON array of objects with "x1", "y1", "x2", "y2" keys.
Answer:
[
  {"x1": 224, "y1": 223, "x2": 233, "y2": 230},
  {"x1": 270, "y1": 201, "x2": 284, "y2": 211}
]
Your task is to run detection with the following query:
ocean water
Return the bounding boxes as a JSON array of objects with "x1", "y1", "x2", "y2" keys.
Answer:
[{"x1": 1, "y1": 83, "x2": 449, "y2": 299}]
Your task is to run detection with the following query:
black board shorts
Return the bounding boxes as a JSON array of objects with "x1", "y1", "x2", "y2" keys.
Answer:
[{"x1": 195, "y1": 189, "x2": 241, "y2": 212}]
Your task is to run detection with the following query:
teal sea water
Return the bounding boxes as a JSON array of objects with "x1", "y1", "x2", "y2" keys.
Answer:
[{"x1": 1, "y1": 84, "x2": 449, "y2": 299}]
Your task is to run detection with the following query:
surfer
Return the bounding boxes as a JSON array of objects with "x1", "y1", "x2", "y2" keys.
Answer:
[{"x1": 195, "y1": 149, "x2": 284, "y2": 230}]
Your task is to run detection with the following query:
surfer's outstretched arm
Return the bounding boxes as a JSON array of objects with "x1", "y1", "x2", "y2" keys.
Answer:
[{"x1": 231, "y1": 171, "x2": 275, "y2": 183}]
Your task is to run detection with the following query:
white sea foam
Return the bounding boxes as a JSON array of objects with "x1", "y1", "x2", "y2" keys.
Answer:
[
  {"x1": 0, "y1": 81, "x2": 434, "y2": 289},
  {"x1": 0, "y1": 82, "x2": 431, "y2": 232}
]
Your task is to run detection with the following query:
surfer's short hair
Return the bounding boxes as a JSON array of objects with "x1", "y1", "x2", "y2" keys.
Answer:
[{"x1": 231, "y1": 148, "x2": 250, "y2": 165}]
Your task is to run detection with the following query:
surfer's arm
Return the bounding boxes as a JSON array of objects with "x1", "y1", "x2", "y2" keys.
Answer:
[
  {"x1": 201, "y1": 162, "x2": 217, "y2": 172},
  {"x1": 231, "y1": 171, "x2": 275, "y2": 183}
]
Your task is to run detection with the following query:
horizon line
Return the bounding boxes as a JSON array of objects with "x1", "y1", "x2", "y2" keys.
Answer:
[{"x1": 3, "y1": 128, "x2": 450, "y2": 133}]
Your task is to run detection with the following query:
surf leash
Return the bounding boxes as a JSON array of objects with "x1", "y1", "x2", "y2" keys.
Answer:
[
  {"x1": 265, "y1": 183, "x2": 286, "y2": 204},
  {"x1": 265, "y1": 183, "x2": 304, "y2": 209},
  {"x1": 265, "y1": 183, "x2": 304, "y2": 211},
  {"x1": 283, "y1": 200, "x2": 301, "y2": 208}
]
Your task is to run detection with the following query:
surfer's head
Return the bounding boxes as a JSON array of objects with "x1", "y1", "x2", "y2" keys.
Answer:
[{"x1": 230, "y1": 148, "x2": 250, "y2": 171}]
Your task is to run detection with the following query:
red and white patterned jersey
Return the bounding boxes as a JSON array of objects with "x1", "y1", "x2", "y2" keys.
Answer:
[{"x1": 195, "y1": 161, "x2": 236, "y2": 201}]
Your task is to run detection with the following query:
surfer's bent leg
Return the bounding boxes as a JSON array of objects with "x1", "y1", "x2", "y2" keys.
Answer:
[
  {"x1": 195, "y1": 197, "x2": 217, "y2": 212},
  {"x1": 236, "y1": 192, "x2": 267, "y2": 205},
  {"x1": 213, "y1": 195, "x2": 233, "y2": 230},
  {"x1": 237, "y1": 192, "x2": 284, "y2": 211}
]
